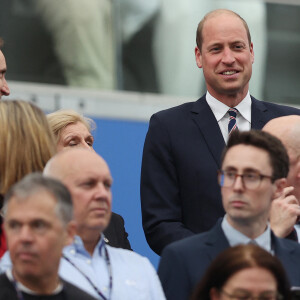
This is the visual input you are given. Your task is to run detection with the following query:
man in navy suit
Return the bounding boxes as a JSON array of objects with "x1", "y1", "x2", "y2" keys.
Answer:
[
  {"x1": 158, "y1": 130, "x2": 300, "y2": 300},
  {"x1": 140, "y1": 9, "x2": 300, "y2": 255}
]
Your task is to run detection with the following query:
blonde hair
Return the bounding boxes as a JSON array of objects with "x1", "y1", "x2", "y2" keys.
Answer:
[
  {"x1": 0, "y1": 100, "x2": 56, "y2": 194},
  {"x1": 47, "y1": 109, "x2": 96, "y2": 144}
]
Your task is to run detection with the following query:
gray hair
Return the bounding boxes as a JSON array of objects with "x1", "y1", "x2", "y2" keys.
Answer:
[{"x1": 2, "y1": 173, "x2": 73, "y2": 226}]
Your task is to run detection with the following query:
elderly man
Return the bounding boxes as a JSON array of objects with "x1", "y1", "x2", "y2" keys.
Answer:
[
  {"x1": 263, "y1": 115, "x2": 300, "y2": 240},
  {"x1": 140, "y1": 8, "x2": 300, "y2": 255},
  {"x1": 0, "y1": 40, "x2": 10, "y2": 99},
  {"x1": 158, "y1": 130, "x2": 300, "y2": 300},
  {"x1": 0, "y1": 173, "x2": 97, "y2": 300},
  {"x1": 42, "y1": 149, "x2": 165, "y2": 300}
]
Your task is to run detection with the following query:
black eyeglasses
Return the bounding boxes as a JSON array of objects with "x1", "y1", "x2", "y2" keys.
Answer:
[
  {"x1": 221, "y1": 289, "x2": 283, "y2": 300},
  {"x1": 218, "y1": 170, "x2": 273, "y2": 190}
]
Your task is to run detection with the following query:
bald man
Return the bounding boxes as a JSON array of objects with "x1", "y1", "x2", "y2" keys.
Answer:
[
  {"x1": 42, "y1": 149, "x2": 165, "y2": 300},
  {"x1": 0, "y1": 40, "x2": 10, "y2": 98},
  {"x1": 263, "y1": 115, "x2": 300, "y2": 240}
]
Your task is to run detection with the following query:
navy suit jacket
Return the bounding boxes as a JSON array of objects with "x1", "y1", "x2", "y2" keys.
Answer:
[
  {"x1": 141, "y1": 95, "x2": 300, "y2": 254},
  {"x1": 158, "y1": 219, "x2": 300, "y2": 300}
]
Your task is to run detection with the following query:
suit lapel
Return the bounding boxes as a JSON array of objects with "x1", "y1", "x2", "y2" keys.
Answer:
[
  {"x1": 205, "y1": 220, "x2": 230, "y2": 260},
  {"x1": 191, "y1": 96, "x2": 225, "y2": 168},
  {"x1": 251, "y1": 97, "x2": 269, "y2": 129}
]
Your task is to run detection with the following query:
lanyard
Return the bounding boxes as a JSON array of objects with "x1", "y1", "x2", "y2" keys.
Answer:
[{"x1": 62, "y1": 245, "x2": 112, "y2": 300}]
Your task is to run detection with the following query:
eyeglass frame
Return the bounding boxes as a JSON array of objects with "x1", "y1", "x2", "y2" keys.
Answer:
[
  {"x1": 217, "y1": 169, "x2": 274, "y2": 190},
  {"x1": 220, "y1": 288, "x2": 283, "y2": 300}
]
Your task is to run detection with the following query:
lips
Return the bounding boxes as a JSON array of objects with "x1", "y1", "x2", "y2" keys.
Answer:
[
  {"x1": 222, "y1": 71, "x2": 237, "y2": 75},
  {"x1": 230, "y1": 200, "x2": 247, "y2": 208},
  {"x1": 220, "y1": 69, "x2": 240, "y2": 75},
  {"x1": 16, "y1": 251, "x2": 37, "y2": 262},
  {"x1": 90, "y1": 207, "x2": 108, "y2": 215}
]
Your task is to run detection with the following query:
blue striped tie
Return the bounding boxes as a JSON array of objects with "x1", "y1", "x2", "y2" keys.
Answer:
[{"x1": 228, "y1": 108, "x2": 238, "y2": 135}]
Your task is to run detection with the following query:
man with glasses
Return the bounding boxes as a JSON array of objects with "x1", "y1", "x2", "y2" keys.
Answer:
[{"x1": 158, "y1": 130, "x2": 300, "y2": 300}]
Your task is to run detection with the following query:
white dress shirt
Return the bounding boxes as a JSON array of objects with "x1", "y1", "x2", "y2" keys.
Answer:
[{"x1": 206, "y1": 91, "x2": 252, "y2": 143}]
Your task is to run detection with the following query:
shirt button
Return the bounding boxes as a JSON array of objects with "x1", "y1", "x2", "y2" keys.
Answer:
[
  {"x1": 70, "y1": 249, "x2": 75, "y2": 255},
  {"x1": 86, "y1": 259, "x2": 91, "y2": 264}
]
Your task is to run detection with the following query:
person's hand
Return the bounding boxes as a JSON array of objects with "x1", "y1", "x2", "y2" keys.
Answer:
[{"x1": 270, "y1": 186, "x2": 300, "y2": 238}]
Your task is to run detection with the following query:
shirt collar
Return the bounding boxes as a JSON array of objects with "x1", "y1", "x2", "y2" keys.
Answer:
[
  {"x1": 72, "y1": 234, "x2": 106, "y2": 257},
  {"x1": 206, "y1": 91, "x2": 252, "y2": 123},
  {"x1": 221, "y1": 215, "x2": 272, "y2": 253}
]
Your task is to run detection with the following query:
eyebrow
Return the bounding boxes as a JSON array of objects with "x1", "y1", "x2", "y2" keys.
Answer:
[{"x1": 223, "y1": 166, "x2": 261, "y2": 173}]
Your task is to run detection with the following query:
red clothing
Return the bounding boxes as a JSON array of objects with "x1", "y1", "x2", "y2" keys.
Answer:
[{"x1": 0, "y1": 224, "x2": 6, "y2": 257}]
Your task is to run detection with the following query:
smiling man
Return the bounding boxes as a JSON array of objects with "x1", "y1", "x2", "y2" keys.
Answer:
[
  {"x1": 158, "y1": 130, "x2": 300, "y2": 300},
  {"x1": 141, "y1": 9, "x2": 300, "y2": 256}
]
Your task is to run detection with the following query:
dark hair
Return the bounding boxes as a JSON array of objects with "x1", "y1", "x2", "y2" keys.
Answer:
[
  {"x1": 196, "y1": 9, "x2": 251, "y2": 51},
  {"x1": 191, "y1": 244, "x2": 291, "y2": 300},
  {"x1": 3, "y1": 173, "x2": 73, "y2": 226},
  {"x1": 221, "y1": 130, "x2": 289, "y2": 181}
]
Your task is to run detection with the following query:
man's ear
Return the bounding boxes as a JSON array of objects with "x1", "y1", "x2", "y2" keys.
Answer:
[
  {"x1": 195, "y1": 46, "x2": 203, "y2": 69},
  {"x1": 65, "y1": 220, "x2": 77, "y2": 246},
  {"x1": 273, "y1": 178, "x2": 287, "y2": 199},
  {"x1": 294, "y1": 158, "x2": 300, "y2": 182},
  {"x1": 250, "y1": 42, "x2": 254, "y2": 64}
]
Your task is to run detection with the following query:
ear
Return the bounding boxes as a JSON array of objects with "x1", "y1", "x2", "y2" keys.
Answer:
[
  {"x1": 64, "y1": 220, "x2": 77, "y2": 246},
  {"x1": 250, "y1": 42, "x2": 254, "y2": 64},
  {"x1": 210, "y1": 287, "x2": 221, "y2": 300},
  {"x1": 272, "y1": 178, "x2": 287, "y2": 199},
  {"x1": 195, "y1": 46, "x2": 203, "y2": 69},
  {"x1": 295, "y1": 158, "x2": 300, "y2": 182}
]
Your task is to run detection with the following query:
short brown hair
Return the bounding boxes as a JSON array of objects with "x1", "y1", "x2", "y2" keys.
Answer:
[
  {"x1": 196, "y1": 9, "x2": 252, "y2": 51},
  {"x1": 191, "y1": 244, "x2": 291, "y2": 300},
  {"x1": 221, "y1": 130, "x2": 289, "y2": 181}
]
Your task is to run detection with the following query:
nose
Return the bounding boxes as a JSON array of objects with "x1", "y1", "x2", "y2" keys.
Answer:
[
  {"x1": 19, "y1": 226, "x2": 34, "y2": 243},
  {"x1": 232, "y1": 175, "x2": 244, "y2": 191},
  {"x1": 81, "y1": 141, "x2": 91, "y2": 149},
  {"x1": 95, "y1": 182, "x2": 111, "y2": 204},
  {"x1": 1, "y1": 78, "x2": 10, "y2": 96},
  {"x1": 221, "y1": 47, "x2": 235, "y2": 65}
]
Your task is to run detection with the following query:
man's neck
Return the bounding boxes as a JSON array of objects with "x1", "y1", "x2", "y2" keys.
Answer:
[
  {"x1": 77, "y1": 227, "x2": 102, "y2": 256},
  {"x1": 207, "y1": 89, "x2": 248, "y2": 107},
  {"x1": 227, "y1": 216, "x2": 268, "y2": 240},
  {"x1": 13, "y1": 269, "x2": 60, "y2": 295}
]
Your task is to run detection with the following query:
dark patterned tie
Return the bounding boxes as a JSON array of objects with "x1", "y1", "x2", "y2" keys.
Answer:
[{"x1": 228, "y1": 108, "x2": 238, "y2": 136}]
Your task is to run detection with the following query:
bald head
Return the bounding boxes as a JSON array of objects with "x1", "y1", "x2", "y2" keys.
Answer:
[
  {"x1": 263, "y1": 115, "x2": 300, "y2": 158},
  {"x1": 44, "y1": 148, "x2": 109, "y2": 180},
  {"x1": 263, "y1": 115, "x2": 300, "y2": 200}
]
